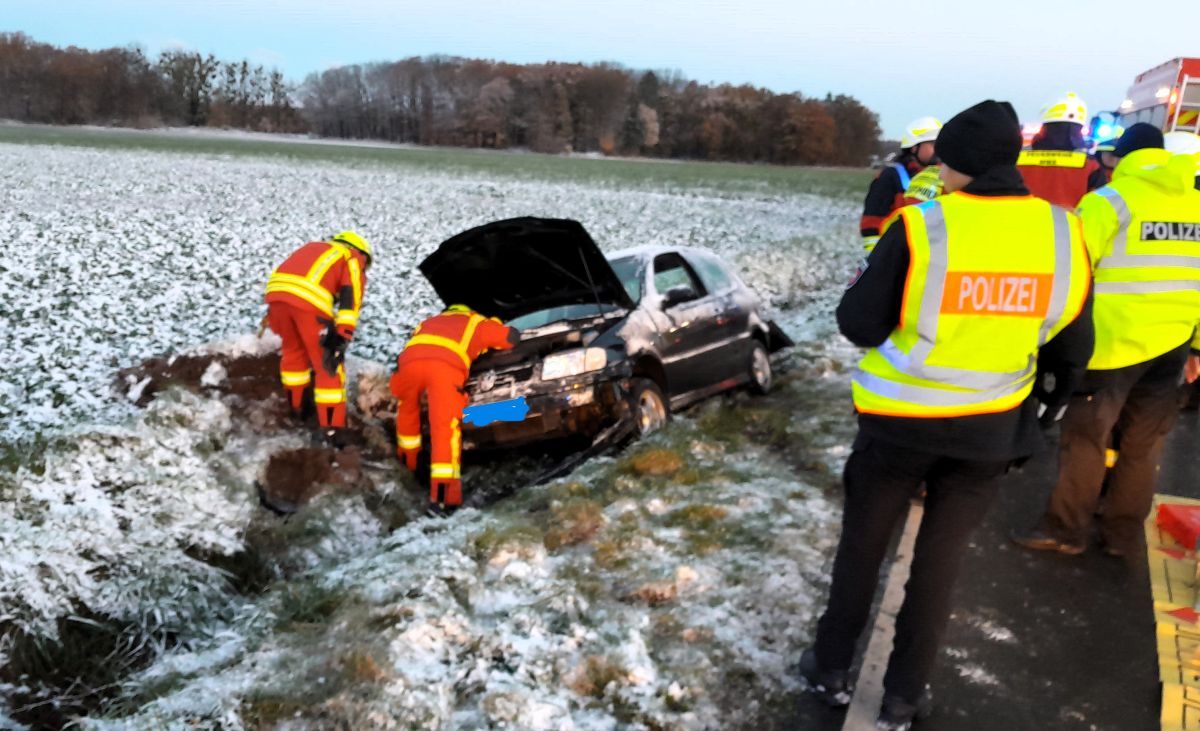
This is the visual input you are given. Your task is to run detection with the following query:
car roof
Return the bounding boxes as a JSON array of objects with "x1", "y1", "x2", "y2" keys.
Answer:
[{"x1": 606, "y1": 244, "x2": 721, "y2": 263}]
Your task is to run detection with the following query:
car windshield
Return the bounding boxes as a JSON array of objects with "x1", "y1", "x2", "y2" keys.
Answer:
[
  {"x1": 608, "y1": 256, "x2": 643, "y2": 303},
  {"x1": 507, "y1": 302, "x2": 620, "y2": 330}
]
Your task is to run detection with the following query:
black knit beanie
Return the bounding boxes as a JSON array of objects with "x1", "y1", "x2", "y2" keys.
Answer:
[
  {"x1": 936, "y1": 100, "x2": 1023, "y2": 177},
  {"x1": 1114, "y1": 123, "x2": 1165, "y2": 157}
]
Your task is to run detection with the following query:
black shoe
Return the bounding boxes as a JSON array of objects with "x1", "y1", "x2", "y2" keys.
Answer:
[
  {"x1": 1009, "y1": 528, "x2": 1085, "y2": 556},
  {"x1": 799, "y1": 648, "x2": 852, "y2": 707},
  {"x1": 319, "y1": 428, "x2": 351, "y2": 449},
  {"x1": 876, "y1": 688, "x2": 933, "y2": 730}
]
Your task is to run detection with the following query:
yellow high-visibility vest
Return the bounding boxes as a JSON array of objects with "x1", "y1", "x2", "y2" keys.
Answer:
[
  {"x1": 1081, "y1": 150, "x2": 1200, "y2": 370},
  {"x1": 852, "y1": 193, "x2": 1092, "y2": 418}
]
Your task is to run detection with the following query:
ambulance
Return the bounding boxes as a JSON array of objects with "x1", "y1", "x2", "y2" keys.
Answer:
[{"x1": 1118, "y1": 57, "x2": 1200, "y2": 134}]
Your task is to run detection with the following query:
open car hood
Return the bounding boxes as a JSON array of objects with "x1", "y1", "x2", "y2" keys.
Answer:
[{"x1": 420, "y1": 217, "x2": 634, "y2": 322}]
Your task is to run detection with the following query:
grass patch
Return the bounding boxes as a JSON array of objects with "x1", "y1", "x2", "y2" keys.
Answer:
[
  {"x1": 336, "y1": 648, "x2": 388, "y2": 684},
  {"x1": 625, "y1": 448, "x2": 684, "y2": 477},
  {"x1": 0, "y1": 615, "x2": 167, "y2": 729},
  {"x1": 569, "y1": 655, "x2": 628, "y2": 699},
  {"x1": 0, "y1": 124, "x2": 873, "y2": 199},
  {"x1": 593, "y1": 511, "x2": 653, "y2": 570},
  {"x1": 543, "y1": 499, "x2": 606, "y2": 551},
  {"x1": 663, "y1": 502, "x2": 768, "y2": 555},
  {"x1": 471, "y1": 523, "x2": 546, "y2": 563},
  {"x1": 240, "y1": 692, "x2": 313, "y2": 728},
  {"x1": 273, "y1": 580, "x2": 346, "y2": 630},
  {"x1": 695, "y1": 402, "x2": 793, "y2": 450}
]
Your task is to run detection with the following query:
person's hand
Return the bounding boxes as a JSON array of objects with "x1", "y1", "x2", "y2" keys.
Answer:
[{"x1": 1186, "y1": 354, "x2": 1200, "y2": 384}]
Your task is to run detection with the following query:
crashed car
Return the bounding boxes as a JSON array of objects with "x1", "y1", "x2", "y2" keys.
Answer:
[{"x1": 418, "y1": 217, "x2": 793, "y2": 450}]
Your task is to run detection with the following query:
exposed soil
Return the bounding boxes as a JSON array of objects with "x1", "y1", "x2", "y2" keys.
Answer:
[
  {"x1": 258, "y1": 446, "x2": 369, "y2": 514},
  {"x1": 119, "y1": 351, "x2": 284, "y2": 406}
]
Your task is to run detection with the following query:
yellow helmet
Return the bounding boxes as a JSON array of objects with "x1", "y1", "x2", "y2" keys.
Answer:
[
  {"x1": 330, "y1": 230, "x2": 372, "y2": 260},
  {"x1": 1041, "y1": 92, "x2": 1087, "y2": 124},
  {"x1": 901, "y1": 116, "x2": 942, "y2": 149}
]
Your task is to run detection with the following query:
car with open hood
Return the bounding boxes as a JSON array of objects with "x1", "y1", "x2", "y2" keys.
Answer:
[{"x1": 418, "y1": 217, "x2": 793, "y2": 450}]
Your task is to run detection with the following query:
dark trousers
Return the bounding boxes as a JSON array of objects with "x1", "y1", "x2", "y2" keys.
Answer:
[
  {"x1": 814, "y1": 438, "x2": 1007, "y2": 702},
  {"x1": 1042, "y1": 342, "x2": 1189, "y2": 548}
]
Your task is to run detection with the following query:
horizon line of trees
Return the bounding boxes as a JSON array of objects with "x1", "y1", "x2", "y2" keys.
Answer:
[{"x1": 0, "y1": 32, "x2": 882, "y2": 166}]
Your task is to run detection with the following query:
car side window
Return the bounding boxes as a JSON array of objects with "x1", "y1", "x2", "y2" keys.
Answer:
[
  {"x1": 653, "y1": 253, "x2": 706, "y2": 298},
  {"x1": 688, "y1": 253, "x2": 735, "y2": 294}
]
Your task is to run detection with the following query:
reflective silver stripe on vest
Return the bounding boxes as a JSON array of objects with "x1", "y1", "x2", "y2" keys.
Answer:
[
  {"x1": 1038, "y1": 206, "x2": 1075, "y2": 347},
  {"x1": 866, "y1": 200, "x2": 1073, "y2": 395},
  {"x1": 855, "y1": 369, "x2": 1035, "y2": 407},
  {"x1": 1093, "y1": 185, "x2": 1200, "y2": 289},
  {"x1": 1094, "y1": 280, "x2": 1200, "y2": 294},
  {"x1": 1100, "y1": 254, "x2": 1200, "y2": 269},
  {"x1": 1095, "y1": 187, "x2": 1131, "y2": 256}
]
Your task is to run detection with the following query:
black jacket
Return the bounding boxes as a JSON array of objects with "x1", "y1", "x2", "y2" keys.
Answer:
[
  {"x1": 860, "y1": 156, "x2": 923, "y2": 237},
  {"x1": 837, "y1": 165, "x2": 1096, "y2": 461}
]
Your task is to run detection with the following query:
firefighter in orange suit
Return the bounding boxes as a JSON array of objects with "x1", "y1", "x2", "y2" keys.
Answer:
[
  {"x1": 264, "y1": 231, "x2": 371, "y2": 439},
  {"x1": 390, "y1": 305, "x2": 518, "y2": 508},
  {"x1": 1017, "y1": 93, "x2": 1102, "y2": 209}
]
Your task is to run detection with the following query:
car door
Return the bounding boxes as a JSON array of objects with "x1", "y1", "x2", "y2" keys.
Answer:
[
  {"x1": 649, "y1": 252, "x2": 723, "y2": 396},
  {"x1": 684, "y1": 251, "x2": 754, "y2": 382}
]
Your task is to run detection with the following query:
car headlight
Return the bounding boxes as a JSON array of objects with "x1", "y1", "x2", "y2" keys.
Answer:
[{"x1": 541, "y1": 348, "x2": 607, "y2": 381}]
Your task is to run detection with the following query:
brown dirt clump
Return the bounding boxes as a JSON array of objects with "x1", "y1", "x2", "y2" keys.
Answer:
[
  {"x1": 258, "y1": 446, "x2": 367, "y2": 514},
  {"x1": 119, "y1": 351, "x2": 282, "y2": 406},
  {"x1": 626, "y1": 580, "x2": 678, "y2": 606}
]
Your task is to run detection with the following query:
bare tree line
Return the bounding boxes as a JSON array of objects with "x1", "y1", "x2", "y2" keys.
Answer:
[{"x1": 0, "y1": 33, "x2": 881, "y2": 166}]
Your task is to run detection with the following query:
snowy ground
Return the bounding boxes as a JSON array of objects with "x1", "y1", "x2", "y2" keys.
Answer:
[
  {"x1": 1, "y1": 140, "x2": 855, "y2": 445},
  {"x1": 0, "y1": 138, "x2": 866, "y2": 730}
]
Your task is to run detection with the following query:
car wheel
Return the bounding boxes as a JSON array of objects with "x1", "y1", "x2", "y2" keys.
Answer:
[
  {"x1": 748, "y1": 341, "x2": 772, "y2": 395},
  {"x1": 629, "y1": 378, "x2": 669, "y2": 435}
]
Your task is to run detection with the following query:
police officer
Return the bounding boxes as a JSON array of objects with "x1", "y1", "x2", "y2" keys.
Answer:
[
  {"x1": 800, "y1": 100, "x2": 1095, "y2": 730},
  {"x1": 860, "y1": 117, "x2": 942, "y2": 251},
  {"x1": 1013, "y1": 124, "x2": 1200, "y2": 557}
]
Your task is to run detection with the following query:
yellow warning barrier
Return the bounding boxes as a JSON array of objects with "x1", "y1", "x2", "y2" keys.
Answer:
[{"x1": 1147, "y1": 495, "x2": 1200, "y2": 730}]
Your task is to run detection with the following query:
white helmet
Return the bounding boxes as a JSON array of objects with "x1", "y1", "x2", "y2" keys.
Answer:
[
  {"x1": 1164, "y1": 131, "x2": 1200, "y2": 157},
  {"x1": 901, "y1": 116, "x2": 942, "y2": 149},
  {"x1": 1041, "y1": 92, "x2": 1088, "y2": 124}
]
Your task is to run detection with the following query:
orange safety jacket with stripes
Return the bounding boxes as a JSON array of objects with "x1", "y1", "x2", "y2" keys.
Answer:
[
  {"x1": 397, "y1": 306, "x2": 514, "y2": 378},
  {"x1": 263, "y1": 241, "x2": 367, "y2": 336}
]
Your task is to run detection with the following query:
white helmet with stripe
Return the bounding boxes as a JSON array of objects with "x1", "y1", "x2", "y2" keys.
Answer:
[
  {"x1": 1040, "y1": 92, "x2": 1088, "y2": 124},
  {"x1": 901, "y1": 116, "x2": 942, "y2": 149}
]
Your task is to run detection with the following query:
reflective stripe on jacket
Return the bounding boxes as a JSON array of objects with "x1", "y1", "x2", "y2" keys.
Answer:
[
  {"x1": 1081, "y1": 148, "x2": 1200, "y2": 370},
  {"x1": 852, "y1": 193, "x2": 1092, "y2": 418},
  {"x1": 398, "y1": 307, "x2": 514, "y2": 377},
  {"x1": 264, "y1": 241, "x2": 366, "y2": 331},
  {"x1": 1017, "y1": 150, "x2": 1100, "y2": 209}
]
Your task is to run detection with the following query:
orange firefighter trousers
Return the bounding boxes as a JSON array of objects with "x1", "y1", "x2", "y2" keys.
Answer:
[
  {"x1": 389, "y1": 359, "x2": 468, "y2": 506},
  {"x1": 268, "y1": 302, "x2": 346, "y2": 428}
]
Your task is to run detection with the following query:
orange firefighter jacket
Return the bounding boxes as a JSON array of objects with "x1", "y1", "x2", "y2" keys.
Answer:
[
  {"x1": 398, "y1": 307, "x2": 515, "y2": 378},
  {"x1": 264, "y1": 241, "x2": 367, "y2": 337}
]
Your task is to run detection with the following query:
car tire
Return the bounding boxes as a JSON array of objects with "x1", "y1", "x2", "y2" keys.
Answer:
[
  {"x1": 748, "y1": 341, "x2": 773, "y2": 395},
  {"x1": 629, "y1": 378, "x2": 670, "y2": 436}
]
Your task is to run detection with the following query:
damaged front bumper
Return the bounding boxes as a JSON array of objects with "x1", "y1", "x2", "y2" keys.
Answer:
[{"x1": 462, "y1": 362, "x2": 633, "y2": 450}]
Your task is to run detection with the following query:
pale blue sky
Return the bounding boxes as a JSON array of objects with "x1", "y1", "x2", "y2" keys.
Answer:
[{"x1": 5, "y1": 0, "x2": 1197, "y2": 135}]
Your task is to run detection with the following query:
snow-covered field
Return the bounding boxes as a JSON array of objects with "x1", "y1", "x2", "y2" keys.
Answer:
[
  {"x1": 1, "y1": 141, "x2": 856, "y2": 444},
  {"x1": 0, "y1": 138, "x2": 865, "y2": 730}
]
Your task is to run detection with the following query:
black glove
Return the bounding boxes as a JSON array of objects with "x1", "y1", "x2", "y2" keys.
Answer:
[
  {"x1": 318, "y1": 321, "x2": 346, "y2": 376},
  {"x1": 1033, "y1": 369, "x2": 1067, "y2": 429}
]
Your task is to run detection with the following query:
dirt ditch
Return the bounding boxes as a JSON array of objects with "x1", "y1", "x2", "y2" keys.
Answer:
[{"x1": 124, "y1": 347, "x2": 612, "y2": 510}]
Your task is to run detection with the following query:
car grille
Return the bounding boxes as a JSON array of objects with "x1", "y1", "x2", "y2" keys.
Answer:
[{"x1": 467, "y1": 363, "x2": 536, "y2": 401}]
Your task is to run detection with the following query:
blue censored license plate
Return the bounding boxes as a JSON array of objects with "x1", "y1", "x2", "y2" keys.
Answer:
[{"x1": 462, "y1": 397, "x2": 530, "y2": 427}]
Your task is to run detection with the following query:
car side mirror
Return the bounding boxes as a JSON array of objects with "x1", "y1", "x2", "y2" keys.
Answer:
[{"x1": 662, "y1": 285, "x2": 698, "y2": 309}]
